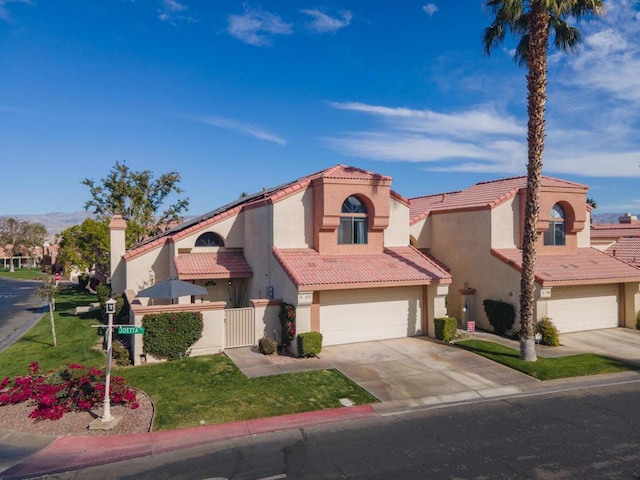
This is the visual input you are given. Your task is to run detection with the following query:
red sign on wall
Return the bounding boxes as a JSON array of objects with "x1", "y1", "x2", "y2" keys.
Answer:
[{"x1": 467, "y1": 321, "x2": 476, "y2": 332}]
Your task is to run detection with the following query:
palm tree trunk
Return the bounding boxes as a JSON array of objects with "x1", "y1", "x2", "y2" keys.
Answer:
[{"x1": 519, "y1": 0, "x2": 549, "y2": 362}]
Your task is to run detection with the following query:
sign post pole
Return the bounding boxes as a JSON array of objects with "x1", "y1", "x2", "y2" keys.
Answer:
[{"x1": 89, "y1": 297, "x2": 121, "y2": 430}]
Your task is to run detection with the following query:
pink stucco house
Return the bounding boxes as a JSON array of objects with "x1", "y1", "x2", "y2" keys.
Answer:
[
  {"x1": 409, "y1": 176, "x2": 640, "y2": 334},
  {"x1": 110, "y1": 166, "x2": 640, "y2": 364},
  {"x1": 110, "y1": 165, "x2": 452, "y2": 364}
]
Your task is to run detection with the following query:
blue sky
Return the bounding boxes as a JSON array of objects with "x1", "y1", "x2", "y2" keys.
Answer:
[{"x1": 1, "y1": 0, "x2": 639, "y2": 216}]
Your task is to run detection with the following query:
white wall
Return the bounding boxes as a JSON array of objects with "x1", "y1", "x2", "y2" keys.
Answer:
[{"x1": 385, "y1": 198, "x2": 410, "y2": 247}]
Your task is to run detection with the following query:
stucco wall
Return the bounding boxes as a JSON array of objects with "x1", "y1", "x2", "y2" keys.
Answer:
[
  {"x1": 577, "y1": 209, "x2": 591, "y2": 247},
  {"x1": 126, "y1": 242, "x2": 172, "y2": 294},
  {"x1": 491, "y1": 199, "x2": 519, "y2": 249},
  {"x1": 428, "y1": 209, "x2": 521, "y2": 330},
  {"x1": 273, "y1": 189, "x2": 313, "y2": 248},
  {"x1": 385, "y1": 197, "x2": 410, "y2": 247},
  {"x1": 173, "y1": 213, "x2": 245, "y2": 250},
  {"x1": 242, "y1": 203, "x2": 273, "y2": 299}
]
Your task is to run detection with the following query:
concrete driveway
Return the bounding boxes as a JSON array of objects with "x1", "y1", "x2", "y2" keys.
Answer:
[
  {"x1": 318, "y1": 336, "x2": 537, "y2": 409},
  {"x1": 559, "y1": 328, "x2": 640, "y2": 366}
]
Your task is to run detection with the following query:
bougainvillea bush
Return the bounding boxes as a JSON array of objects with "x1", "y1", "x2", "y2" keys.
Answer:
[
  {"x1": 279, "y1": 303, "x2": 296, "y2": 346},
  {"x1": 0, "y1": 362, "x2": 138, "y2": 421}
]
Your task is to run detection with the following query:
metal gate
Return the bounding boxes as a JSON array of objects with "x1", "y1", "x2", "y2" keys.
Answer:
[{"x1": 224, "y1": 307, "x2": 255, "y2": 348}]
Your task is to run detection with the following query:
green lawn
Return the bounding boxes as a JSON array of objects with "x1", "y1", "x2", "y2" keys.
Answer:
[
  {"x1": 1, "y1": 285, "x2": 378, "y2": 431},
  {"x1": 455, "y1": 339, "x2": 638, "y2": 380},
  {"x1": 0, "y1": 286, "x2": 105, "y2": 376},
  {"x1": 0, "y1": 268, "x2": 47, "y2": 281},
  {"x1": 118, "y1": 356, "x2": 376, "y2": 430}
]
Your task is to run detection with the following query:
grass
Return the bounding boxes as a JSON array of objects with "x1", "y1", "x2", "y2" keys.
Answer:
[
  {"x1": 0, "y1": 286, "x2": 105, "y2": 377},
  {"x1": 1, "y1": 285, "x2": 378, "y2": 431},
  {"x1": 118, "y1": 357, "x2": 377, "y2": 431},
  {"x1": 455, "y1": 339, "x2": 638, "y2": 380},
  {"x1": 0, "y1": 268, "x2": 47, "y2": 281}
]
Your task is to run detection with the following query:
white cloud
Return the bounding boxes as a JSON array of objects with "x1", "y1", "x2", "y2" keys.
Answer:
[
  {"x1": 157, "y1": 0, "x2": 196, "y2": 25},
  {"x1": 227, "y1": 6, "x2": 293, "y2": 46},
  {"x1": 422, "y1": 4, "x2": 438, "y2": 17},
  {"x1": 0, "y1": 0, "x2": 32, "y2": 22},
  {"x1": 300, "y1": 9, "x2": 352, "y2": 33},
  {"x1": 326, "y1": 102, "x2": 527, "y2": 172},
  {"x1": 192, "y1": 116, "x2": 286, "y2": 146}
]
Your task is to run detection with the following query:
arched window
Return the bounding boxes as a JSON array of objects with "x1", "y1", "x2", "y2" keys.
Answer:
[
  {"x1": 195, "y1": 232, "x2": 224, "y2": 247},
  {"x1": 338, "y1": 196, "x2": 368, "y2": 244},
  {"x1": 543, "y1": 204, "x2": 565, "y2": 246}
]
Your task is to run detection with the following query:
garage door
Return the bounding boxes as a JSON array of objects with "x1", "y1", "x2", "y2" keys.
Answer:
[
  {"x1": 320, "y1": 287, "x2": 423, "y2": 346},
  {"x1": 545, "y1": 284, "x2": 619, "y2": 333}
]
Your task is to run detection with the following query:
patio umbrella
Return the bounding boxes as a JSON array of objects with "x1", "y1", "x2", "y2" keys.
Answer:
[{"x1": 136, "y1": 278, "x2": 208, "y2": 299}]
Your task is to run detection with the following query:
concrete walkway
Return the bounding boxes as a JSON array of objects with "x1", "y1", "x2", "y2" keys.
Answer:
[{"x1": 3, "y1": 329, "x2": 640, "y2": 478}]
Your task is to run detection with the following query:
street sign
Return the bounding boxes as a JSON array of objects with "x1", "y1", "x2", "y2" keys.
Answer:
[{"x1": 117, "y1": 326, "x2": 145, "y2": 335}]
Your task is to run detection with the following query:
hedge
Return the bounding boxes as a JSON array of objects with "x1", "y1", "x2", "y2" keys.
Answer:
[
  {"x1": 434, "y1": 317, "x2": 457, "y2": 342},
  {"x1": 142, "y1": 312, "x2": 203, "y2": 360}
]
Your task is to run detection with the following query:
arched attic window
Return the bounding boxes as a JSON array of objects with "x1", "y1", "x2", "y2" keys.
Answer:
[
  {"x1": 338, "y1": 196, "x2": 368, "y2": 245},
  {"x1": 543, "y1": 204, "x2": 565, "y2": 246},
  {"x1": 195, "y1": 232, "x2": 224, "y2": 247}
]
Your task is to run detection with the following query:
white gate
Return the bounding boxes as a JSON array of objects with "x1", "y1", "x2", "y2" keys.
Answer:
[{"x1": 225, "y1": 307, "x2": 255, "y2": 348}]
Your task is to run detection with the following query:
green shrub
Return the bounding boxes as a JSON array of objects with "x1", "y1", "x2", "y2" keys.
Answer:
[
  {"x1": 112, "y1": 339, "x2": 131, "y2": 366},
  {"x1": 258, "y1": 337, "x2": 278, "y2": 355},
  {"x1": 483, "y1": 299, "x2": 515, "y2": 335},
  {"x1": 142, "y1": 312, "x2": 204, "y2": 360},
  {"x1": 536, "y1": 317, "x2": 560, "y2": 346},
  {"x1": 297, "y1": 332, "x2": 323, "y2": 357},
  {"x1": 506, "y1": 329, "x2": 520, "y2": 340},
  {"x1": 96, "y1": 284, "x2": 111, "y2": 305},
  {"x1": 434, "y1": 317, "x2": 457, "y2": 342}
]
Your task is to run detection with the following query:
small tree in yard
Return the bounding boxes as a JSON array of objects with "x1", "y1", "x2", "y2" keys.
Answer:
[{"x1": 35, "y1": 276, "x2": 59, "y2": 347}]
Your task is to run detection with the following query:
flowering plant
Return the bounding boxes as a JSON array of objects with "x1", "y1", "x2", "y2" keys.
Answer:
[
  {"x1": 279, "y1": 303, "x2": 296, "y2": 346},
  {"x1": 0, "y1": 362, "x2": 139, "y2": 421}
]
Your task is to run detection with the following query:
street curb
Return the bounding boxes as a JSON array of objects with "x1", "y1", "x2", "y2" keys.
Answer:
[{"x1": 2, "y1": 405, "x2": 377, "y2": 479}]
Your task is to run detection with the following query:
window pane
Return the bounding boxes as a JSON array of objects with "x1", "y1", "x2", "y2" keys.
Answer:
[
  {"x1": 543, "y1": 226, "x2": 555, "y2": 245},
  {"x1": 354, "y1": 218, "x2": 367, "y2": 244},
  {"x1": 341, "y1": 196, "x2": 367, "y2": 214},
  {"x1": 338, "y1": 217, "x2": 352, "y2": 244},
  {"x1": 554, "y1": 223, "x2": 565, "y2": 246}
]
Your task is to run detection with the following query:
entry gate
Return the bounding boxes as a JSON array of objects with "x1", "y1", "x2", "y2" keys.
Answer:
[{"x1": 224, "y1": 307, "x2": 255, "y2": 348}]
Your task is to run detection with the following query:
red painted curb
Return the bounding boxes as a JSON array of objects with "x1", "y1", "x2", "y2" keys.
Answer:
[{"x1": 4, "y1": 405, "x2": 378, "y2": 478}]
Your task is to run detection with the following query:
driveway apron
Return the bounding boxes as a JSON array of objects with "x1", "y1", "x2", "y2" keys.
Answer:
[{"x1": 318, "y1": 337, "x2": 537, "y2": 407}]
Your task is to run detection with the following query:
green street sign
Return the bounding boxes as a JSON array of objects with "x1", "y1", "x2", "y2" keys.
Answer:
[{"x1": 117, "y1": 326, "x2": 145, "y2": 335}]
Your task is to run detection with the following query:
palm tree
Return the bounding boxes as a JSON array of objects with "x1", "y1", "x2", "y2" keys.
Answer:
[{"x1": 483, "y1": 0, "x2": 605, "y2": 361}]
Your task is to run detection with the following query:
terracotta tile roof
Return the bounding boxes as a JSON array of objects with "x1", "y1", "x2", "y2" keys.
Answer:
[
  {"x1": 409, "y1": 175, "x2": 588, "y2": 225},
  {"x1": 273, "y1": 246, "x2": 451, "y2": 291},
  {"x1": 125, "y1": 164, "x2": 405, "y2": 259},
  {"x1": 491, "y1": 248, "x2": 640, "y2": 286},
  {"x1": 174, "y1": 252, "x2": 253, "y2": 280},
  {"x1": 591, "y1": 223, "x2": 640, "y2": 239},
  {"x1": 605, "y1": 237, "x2": 640, "y2": 268}
]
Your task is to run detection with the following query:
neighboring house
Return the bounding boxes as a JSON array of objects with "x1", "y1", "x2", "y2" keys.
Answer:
[
  {"x1": 110, "y1": 165, "x2": 452, "y2": 364},
  {"x1": 409, "y1": 176, "x2": 640, "y2": 334},
  {"x1": 591, "y1": 213, "x2": 640, "y2": 269}
]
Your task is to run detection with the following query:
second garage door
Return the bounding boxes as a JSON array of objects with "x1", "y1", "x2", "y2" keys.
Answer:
[
  {"x1": 320, "y1": 287, "x2": 423, "y2": 346},
  {"x1": 545, "y1": 284, "x2": 619, "y2": 333}
]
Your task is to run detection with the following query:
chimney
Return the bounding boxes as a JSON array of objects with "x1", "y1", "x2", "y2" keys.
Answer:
[
  {"x1": 109, "y1": 215, "x2": 127, "y2": 294},
  {"x1": 619, "y1": 213, "x2": 638, "y2": 224}
]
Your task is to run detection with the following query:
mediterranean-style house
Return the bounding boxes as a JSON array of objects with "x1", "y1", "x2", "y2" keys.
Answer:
[
  {"x1": 409, "y1": 176, "x2": 640, "y2": 334},
  {"x1": 110, "y1": 165, "x2": 452, "y2": 364},
  {"x1": 110, "y1": 166, "x2": 640, "y2": 364}
]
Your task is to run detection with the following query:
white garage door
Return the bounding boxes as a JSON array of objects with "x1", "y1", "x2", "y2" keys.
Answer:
[
  {"x1": 320, "y1": 287, "x2": 423, "y2": 346},
  {"x1": 545, "y1": 284, "x2": 619, "y2": 333}
]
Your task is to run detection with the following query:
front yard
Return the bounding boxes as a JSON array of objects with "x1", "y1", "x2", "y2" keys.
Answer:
[
  {"x1": 0, "y1": 284, "x2": 377, "y2": 431},
  {"x1": 455, "y1": 339, "x2": 638, "y2": 380}
]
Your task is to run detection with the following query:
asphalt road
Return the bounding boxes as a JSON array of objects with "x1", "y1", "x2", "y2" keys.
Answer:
[
  {"x1": 51, "y1": 381, "x2": 640, "y2": 480},
  {"x1": 0, "y1": 277, "x2": 45, "y2": 353}
]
